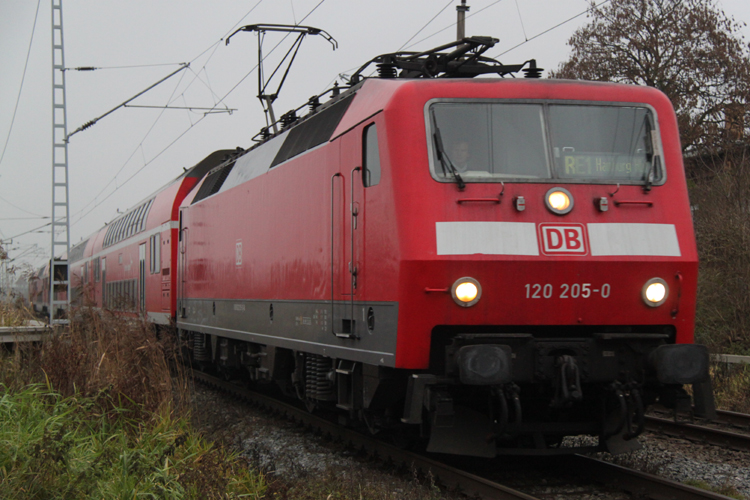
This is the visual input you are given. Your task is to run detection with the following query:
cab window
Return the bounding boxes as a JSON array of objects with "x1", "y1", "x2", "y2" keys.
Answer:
[{"x1": 362, "y1": 124, "x2": 381, "y2": 187}]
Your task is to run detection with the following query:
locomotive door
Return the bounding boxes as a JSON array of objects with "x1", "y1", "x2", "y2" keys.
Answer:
[
  {"x1": 177, "y1": 211, "x2": 187, "y2": 318},
  {"x1": 139, "y1": 243, "x2": 146, "y2": 312},
  {"x1": 101, "y1": 258, "x2": 106, "y2": 308},
  {"x1": 331, "y1": 128, "x2": 367, "y2": 338}
]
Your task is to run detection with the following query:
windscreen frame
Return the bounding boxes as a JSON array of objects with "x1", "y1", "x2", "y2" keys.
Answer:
[{"x1": 424, "y1": 98, "x2": 667, "y2": 186}]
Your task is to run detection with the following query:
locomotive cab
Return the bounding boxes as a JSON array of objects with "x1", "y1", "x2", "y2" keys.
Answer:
[{"x1": 389, "y1": 81, "x2": 715, "y2": 456}]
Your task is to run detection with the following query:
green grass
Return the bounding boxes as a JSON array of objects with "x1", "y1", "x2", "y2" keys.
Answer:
[
  {"x1": 684, "y1": 479, "x2": 746, "y2": 499},
  {"x1": 0, "y1": 383, "x2": 266, "y2": 499}
]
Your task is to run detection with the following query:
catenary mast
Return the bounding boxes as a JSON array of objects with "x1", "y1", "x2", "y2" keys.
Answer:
[{"x1": 49, "y1": 0, "x2": 71, "y2": 325}]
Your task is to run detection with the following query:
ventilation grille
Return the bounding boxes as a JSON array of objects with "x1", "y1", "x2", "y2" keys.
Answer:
[
  {"x1": 191, "y1": 162, "x2": 235, "y2": 204},
  {"x1": 271, "y1": 95, "x2": 354, "y2": 168}
]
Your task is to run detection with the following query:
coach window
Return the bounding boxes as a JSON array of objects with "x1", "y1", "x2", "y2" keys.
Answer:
[
  {"x1": 116, "y1": 216, "x2": 126, "y2": 243},
  {"x1": 126, "y1": 210, "x2": 137, "y2": 238},
  {"x1": 149, "y1": 234, "x2": 160, "y2": 274},
  {"x1": 362, "y1": 123, "x2": 381, "y2": 187},
  {"x1": 94, "y1": 257, "x2": 100, "y2": 282}
]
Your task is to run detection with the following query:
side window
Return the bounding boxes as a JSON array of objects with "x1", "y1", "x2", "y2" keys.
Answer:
[
  {"x1": 362, "y1": 123, "x2": 381, "y2": 187},
  {"x1": 149, "y1": 234, "x2": 161, "y2": 274}
]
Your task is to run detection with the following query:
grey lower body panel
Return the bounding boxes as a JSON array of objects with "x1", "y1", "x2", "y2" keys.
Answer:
[{"x1": 177, "y1": 298, "x2": 399, "y2": 367}]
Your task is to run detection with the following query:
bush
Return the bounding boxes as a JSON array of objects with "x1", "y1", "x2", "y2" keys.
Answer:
[{"x1": 690, "y1": 147, "x2": 750, "y2": 353}]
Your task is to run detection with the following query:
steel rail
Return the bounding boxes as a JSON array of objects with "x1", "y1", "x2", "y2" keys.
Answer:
[
  {"x1": 563, "y1": 454, "x2": 737, "y2": 500},
  {"x1": 192, "y1": 370, "x2": 539, "y2": 500},
  {"x1": 645, "y1": 414, "x2": 750, "y2": 452},
  {"x1": 650, "y1": 408, "x2": 750, "y2": 430},
  {"x1": 713, "y1": 409, "x2": 750, "y2": 430}
]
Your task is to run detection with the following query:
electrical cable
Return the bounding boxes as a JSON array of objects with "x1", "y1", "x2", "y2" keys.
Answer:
[
  {"x1": 513, "y1": 0, "x2": 528, "y2": 41},
  {"x1": 69, "y1": 1, "x2": 269, "y2": 224},
  {"x1": 396, "y1": 0, "x2": 455, "y2": 52},
  {"x1": 493, "y1": 0, "x2": 612, "y2": 58},
  {"x1": 62, "y1": 62, "x2": 185, "y2": 71},
  {"x1": 0, "y1": 193, "x2": 45, "y2": 218},
  {"x1": 0, "y1": 0, "x2": 41, "y2": 170},
  {"x1": 402, "y1": 0, "x2": 505, "y2": 51},
  {"x1": 7, "y1": 222, "x2": 52, "y2": 240},
  {"x1": 69, "y1": 67, "x2": 190, "y2": 221},
  {"x1": 71, "y1": 0, "x2": 329, "y2": 227},
  {"x1": 0, "y1": 217, "x2": 49, "y2": 221}
]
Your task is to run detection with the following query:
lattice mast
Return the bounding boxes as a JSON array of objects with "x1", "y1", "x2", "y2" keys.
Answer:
[{"x1": 49, "y1": 0, "x2": 71, "y2": 324}]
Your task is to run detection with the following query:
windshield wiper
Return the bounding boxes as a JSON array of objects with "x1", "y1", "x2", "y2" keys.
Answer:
[
  {"x1": 432, "y1": 123, "x2": 465, "y2": 190},
  {"x1": 643, "y1": 121, "x2": 661, "y2": 192}
]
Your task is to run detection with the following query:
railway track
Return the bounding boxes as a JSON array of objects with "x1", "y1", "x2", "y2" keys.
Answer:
[
  {"x1": 646, "y1": 409, "x2": 750, "y2": 452},
  {"x1": 559, "y1": 455, "x2": 738, "y2": 500},
  {"x1": 191, "y1": 370, "x2": 737, "y2": 500}
]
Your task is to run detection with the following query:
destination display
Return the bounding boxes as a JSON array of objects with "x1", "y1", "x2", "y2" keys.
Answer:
[{"x1": 561, "y1": 153, "x2": 648, "y2": 180}]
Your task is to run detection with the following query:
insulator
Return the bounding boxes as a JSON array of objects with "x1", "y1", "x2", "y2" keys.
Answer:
[
  {"x1": 331, "y1": 82, "x2": 340, "y2": 97},
  {"x1": 260, "y1": 127, "x2": 271, "y2": 140},
  {"x1": 523, "y1": 59, "x2": 544, "y2": 79},
  {"x1": 308, "y1": 95, "x2": 320, "y2": 113},
  {"x1": 377, "y1": 62, "x2": 397, "y2": 78},
  {"x1": 280, "y1": 110, "x2": 297, "y2": 128}
]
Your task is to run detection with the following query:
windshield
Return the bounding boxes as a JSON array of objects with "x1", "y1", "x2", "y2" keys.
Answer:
[{"x1": 428, "y1": 101, "x2": 662, "y2": 185}]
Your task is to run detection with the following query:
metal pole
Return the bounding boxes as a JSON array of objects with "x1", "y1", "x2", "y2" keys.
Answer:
[{"x1": 457, "y1": 0, "x2": 469, "y2": 41}]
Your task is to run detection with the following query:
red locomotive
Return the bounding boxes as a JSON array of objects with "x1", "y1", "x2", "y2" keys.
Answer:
[{"x1": 65, "y1": 35, "x2": 714, "y2": 456}]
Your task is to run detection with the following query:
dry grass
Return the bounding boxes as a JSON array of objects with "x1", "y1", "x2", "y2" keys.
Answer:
[
  {"x1": 0, "y1": 298, "x2": 35, "y2": 327},
  {"x1": 1, "y1": 305, "x2": 188, "y2": 422},
  {"x1": 711, "y1": 361, "x2": 750, "y2": 413}
]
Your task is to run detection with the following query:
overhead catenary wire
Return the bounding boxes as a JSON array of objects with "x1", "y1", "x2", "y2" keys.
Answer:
[
  {"x1": 0, "y1": 0, "x2": 42, "y2": 171},
  {"x1": 70, "y1": 67, "x2": 192, "y2": 222},
  {"x1": 66, "y1": 63, "x2": 190, "y2": 141},
  {"x1": 0, "y1": 194, "x2": 45, "y2": 218},
  {"x1": 402, "y1": 0, "x2": 505, "y2": 51},
  {"x1": 494, "y1": 0, "x2": 612, "y2": 58},
  {"x1": 0, "y1": 217, "x2": 49, "y2": 221},
  {"x1": 513, "y1": 0, "x2": 528, "y2": 41},
  {"x1": 67, "y1": 1, "x2": 269, "y2": 224},
  {"x1": 71, "y1": 0, "x2": 329, "y2": 227},
  {"x1": 7, "y1": 222, "x2": 52, "y2": 241},
  {"x1": 396, "y1": 0, "x2": 455, "y2": 52},
  {"x1": 62, "y1": 62, "x2": 187, "y2": 71}
]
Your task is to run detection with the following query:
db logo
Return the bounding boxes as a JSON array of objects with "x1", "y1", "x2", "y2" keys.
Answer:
[{"x1": 538, "y1": 224, "x2": 588, "y2": 255}]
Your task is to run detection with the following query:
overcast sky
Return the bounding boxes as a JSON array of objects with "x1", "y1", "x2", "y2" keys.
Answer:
[{"x1": 1, "y1": 0, "x2": 749, "y2": 269}]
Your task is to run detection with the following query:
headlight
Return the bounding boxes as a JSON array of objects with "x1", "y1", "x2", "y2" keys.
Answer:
[
  {"x1": 642, "y1": 278, "x2": 668, "y2": 307},
  {"x1": 545, "y1": 187, "x2": 574, "y2": 215},
  {"x1": 451, "y1": 277, "x2": 482, "y2": 307}
]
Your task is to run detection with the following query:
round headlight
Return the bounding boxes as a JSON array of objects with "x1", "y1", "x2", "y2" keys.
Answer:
[
  {"x1": 642, "y1": 278, "x2": 668, "y2": 307},
  {"x1": 545, "y1": 187, "x2": 574, "y2": 215},
  {"x1": 451, "y1": 277, "x2": 482, "y2": 307}
]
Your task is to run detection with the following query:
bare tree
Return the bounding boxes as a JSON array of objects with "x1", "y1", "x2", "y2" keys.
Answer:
[{"x1": 552, "y1": 0, "x2": 750, "y2": 155}]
